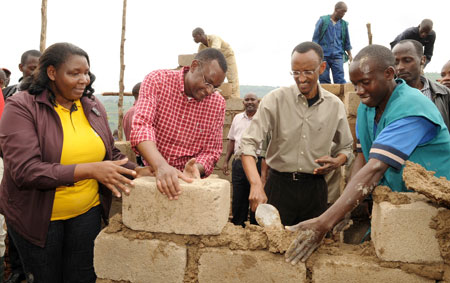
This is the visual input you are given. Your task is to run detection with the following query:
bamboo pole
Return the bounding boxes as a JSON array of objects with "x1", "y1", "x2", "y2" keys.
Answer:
[
  {"x1": 366, "y1": 23, "x2": 373, "y2": 45},
  {"x1": 40, "y1": 0, "x2": 48, "y2": 52},
  {"x1": 117, "y1": 0, "x2": 127, "y2": 141}
]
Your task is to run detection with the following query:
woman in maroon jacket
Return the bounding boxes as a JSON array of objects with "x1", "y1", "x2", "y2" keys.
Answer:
[{"x1": 0, "y1": 42, "x2": 149, "y2": 283}]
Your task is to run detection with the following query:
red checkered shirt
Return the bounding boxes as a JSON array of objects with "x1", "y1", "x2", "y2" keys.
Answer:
[{"x1": 130, "y1": 67, "x2": 226, "y2": 177}]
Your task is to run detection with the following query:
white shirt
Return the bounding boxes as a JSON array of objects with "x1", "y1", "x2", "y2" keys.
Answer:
[{"x1": 228, "y1": 112, "x2": 261, "y2": 155}]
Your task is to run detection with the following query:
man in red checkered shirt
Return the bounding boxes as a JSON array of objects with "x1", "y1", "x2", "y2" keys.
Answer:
[{"x1": 130, "y1": 48, "x2": 227, "y2": 200}]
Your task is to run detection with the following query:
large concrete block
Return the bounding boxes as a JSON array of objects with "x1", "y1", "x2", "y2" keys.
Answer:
[
  {"x1": 123, "y1": 177, "x2": 230, "y2": 235},
  {"x1": 178, "y1": 54, "x2": 195, "y2": 66},
  {"x1": 347, "y1": 115, "x2": 357, "y2": 150},
  {"x1": 320, "y1": 83, "x2": 353, "y2": 97},
  {"x1": 224, "y1": 111, "x2": 239, "y2": 125},
  {"x1": 219, "y1": 83, "x2": 233, "y2": 99},
  {"x1": 198, "y1": 248, "x2": 306, "y2": 283},
  {"x1": 372, "y1": 199, "x2": 443, "y2": 264},
  {"x1": 321, "y1": 83, "x2": 345, "y2": 97},
  {"x1": 347, "y1": 91, "x2": 360, "y2": 116},
  {"x1": 212, "y1": 168, "x2": 232, "y2": 182},
  {"x1": 94, "y1": 231, "x2": 186, "y2": 283},
  {"x1": 223, "y1": 124, "x2": 231, "y2": 140},
  {"x1": 226, "y1": 97, "x2": 244, "y2": 111},
  {"x1": 312, "y1": 252, "x2": 433, "y2": 283},
  {"x1": 114, "y1": 141, "x2": 137, "y2": 163}
]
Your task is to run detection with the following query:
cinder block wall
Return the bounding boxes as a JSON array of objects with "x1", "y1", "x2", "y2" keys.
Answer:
[
  {"x1": 94, "y1": 178, "x2": 449, "y2": 282},
  {"x1": 107, "y1": 86, "x2": 449, "y2": 282}
]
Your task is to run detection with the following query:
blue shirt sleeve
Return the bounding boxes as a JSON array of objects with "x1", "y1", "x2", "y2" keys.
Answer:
[
  {"x1": 312, "y1": 18, "x2": 323, "y2": 43},
  {"x1": 369, "y1": 117, "x2": 437, "y2": 170},
  {"x1": 344, "y1": 23, "x2": 352, "y2": 51}
]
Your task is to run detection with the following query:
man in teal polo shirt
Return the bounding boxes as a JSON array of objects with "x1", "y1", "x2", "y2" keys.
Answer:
[{"x1": 284, "y1": 44, "x2": 450, "y2": 265}]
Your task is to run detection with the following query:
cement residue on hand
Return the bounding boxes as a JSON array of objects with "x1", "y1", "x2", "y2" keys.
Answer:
[
  {"x1": 429, "y1": 208, "x2": 450, "y2": 264},
  {"x1": 372, "y1": 186, "x2": 411, "y2": 204},
  {"x1": 403, "y1": 161, "x2": 450, "y2": 208},
  {"x1": 264, "y1": 228, "x2": 297, "y2": 254}
]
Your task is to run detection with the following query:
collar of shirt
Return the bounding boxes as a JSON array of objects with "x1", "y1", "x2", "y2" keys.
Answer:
[
  {"x1": 295, "y1": 84, "x2": 324, "y2": 106},
  {"x1": 420, "y1": 76, "x2": 430, "y2": 90},
  {"x1": 420, "y1": 75, "x2": 433, "y2": 100},
  {"x1": 243, "y1": 111, "x2": 254, "y2": 120}
]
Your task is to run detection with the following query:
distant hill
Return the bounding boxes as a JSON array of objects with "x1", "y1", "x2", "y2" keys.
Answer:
[
  {"x1": 424, "y1": 72, "x2": 441, "y2": 82},
  {"x1": 95, "y1": 95, "x2": 135, "y2": 132},
  {"x1": 239, "y1": 85, "x2": 278, "y2": 98}
]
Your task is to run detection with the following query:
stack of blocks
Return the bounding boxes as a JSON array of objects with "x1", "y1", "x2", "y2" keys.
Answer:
[
  {"x1": 94, "y1": 176, "x2": 308, "y2": 282},
  {"x1": 101, "y1": 86, "x2": 449, "y2": 282},
  {"x1": 96, "y1": 142, "x2": 447, "y2": 282},
  {"x1": 321, "y1": 83, "x2": 359, "y2": 150}
]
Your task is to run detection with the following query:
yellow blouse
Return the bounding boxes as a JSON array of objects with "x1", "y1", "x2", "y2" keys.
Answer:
[{"x1": 51, "y1": 100, "x2": 106, "y2": 220}]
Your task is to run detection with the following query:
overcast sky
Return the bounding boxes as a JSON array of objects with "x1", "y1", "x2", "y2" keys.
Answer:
[{"x1": 2, "y1": 0, "x2": 447, "y2": 95}]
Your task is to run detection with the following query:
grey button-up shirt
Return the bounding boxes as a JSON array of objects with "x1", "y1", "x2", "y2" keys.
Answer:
[{"x1": 239, "y1": 84, "x2": 353, "y2": 173}]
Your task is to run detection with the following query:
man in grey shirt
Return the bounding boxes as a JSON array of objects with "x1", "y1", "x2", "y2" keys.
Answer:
[
  {"x1": 392, "y1": 39, "x2": 450, "y2": 131},
  {"x1": 239, "y1": 41, "x2": 353, "y2": 226}
]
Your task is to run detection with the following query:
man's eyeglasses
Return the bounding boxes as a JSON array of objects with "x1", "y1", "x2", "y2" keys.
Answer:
[
  {"x1": 198, "y1": 61, "x2": 221, "y2": 93},
  {"x1": 290, "y1": 65, "x2": 321, "y2": 78}
]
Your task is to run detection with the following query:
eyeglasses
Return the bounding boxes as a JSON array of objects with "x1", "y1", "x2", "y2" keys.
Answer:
[
  {"x1": 290, "y1": 65, "x2": 321, "y2": 78},
  {"x1": 198, "y1": 61, "x2": 221, "y2": 93}
]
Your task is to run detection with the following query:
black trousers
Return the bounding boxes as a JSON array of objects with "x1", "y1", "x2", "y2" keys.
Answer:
[
  {"x1": 231, "y1": 157, "x2": 262, "y2": 227},
  {"x1": 7, "y1": 205, "x2": 101, "y2": 283},
  {"x1": 265, "y1": 169, "x2": 327, "y2": 226},
  {"x1": 8, "y1": 233, "x2": 25, "y2": 276}
]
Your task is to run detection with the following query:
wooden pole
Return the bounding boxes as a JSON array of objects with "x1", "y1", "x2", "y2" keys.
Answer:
[
  {"x1": 366, "y1": 23, "x2": 373, "y2": 45},
  {"x1": 117, "y1": 0, "x2": 127, "y2": 141},
  {"x1": 40, "y1": 0, "x2": 48, "y2": 52}
]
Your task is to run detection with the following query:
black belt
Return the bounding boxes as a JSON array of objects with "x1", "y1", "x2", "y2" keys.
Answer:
[{"x1": 270, "y1": 168, "x2": 322, "y2": 181}]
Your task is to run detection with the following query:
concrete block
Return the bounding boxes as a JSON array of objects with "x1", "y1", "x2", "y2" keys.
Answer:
[
  {"x1": 219, "y1": 82, "x2": 233, "y2": 99},
  {"x1": 178, "y1": 54, "x2": 195, "y2": 67},
  {"x1": 312, "y1": 252, "x2": 433, "y2": 283},
  {"x1": 224, "y1": 111, "x2": 239, "y2": 125},
  {"x1": 122, "y1": 177, "x2": 230, "y2": 235},
  {"x1": 223, "y1": 124, "x2": 231, "y2": 140},
  {"x1": 212, "y1": 168, "x2": 232, "y2": 182},
  {"x1": 94, "y1": 230, "x2": 186, "y2": 283},
  {"x1": 114, "y1": 141, "x2": 137, "y2": 163},
  {"x1": 443, "y1": 264, "x2": 450, "y2": 282},
  {"x1": 347, "y1": 91, "x2": 360, "y2": 116},
  {"x1": 372, "y1": 200, "x2": 443, "y2": 263},
  {"x1": 198, "y1": 248, "x2": 307, "y2": 283},
  {"x1": 347, "y1": 115, "x2": 357, "y2": 150},
  {"x1": 226, "y1": 97, "x2": 244, "y2": 111},
  {"x1": 321, "y1": 84, "x2": 345, "y2": 96},
  {"x1": 340, "y1": 91, "x2": 349, "y2": 113}
]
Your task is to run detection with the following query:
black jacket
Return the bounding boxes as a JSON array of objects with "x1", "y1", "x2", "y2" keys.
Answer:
[{"x1": 425, "y1": 77, "x2": 450, "y2": 131}]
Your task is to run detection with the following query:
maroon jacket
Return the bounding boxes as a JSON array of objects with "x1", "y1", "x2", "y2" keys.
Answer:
[{"x1": 0, "y1": 90, "x2": 135, "y2": 247}]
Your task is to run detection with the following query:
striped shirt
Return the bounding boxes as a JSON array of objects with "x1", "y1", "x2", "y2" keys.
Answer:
[{"x1": 130, "y1": 67, "x2": 226, "y2": 176}]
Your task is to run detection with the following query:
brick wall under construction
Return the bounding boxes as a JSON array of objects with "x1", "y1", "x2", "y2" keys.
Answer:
[{"x1": 104, "y1": 84, "x2": 450, "y2": 282}]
